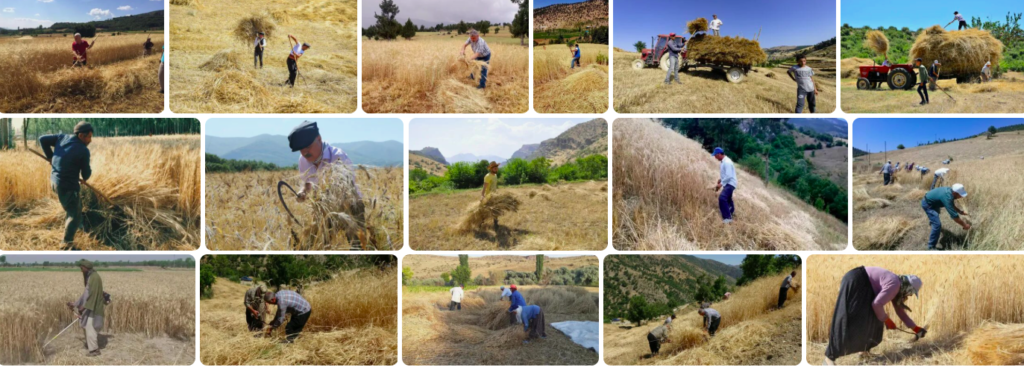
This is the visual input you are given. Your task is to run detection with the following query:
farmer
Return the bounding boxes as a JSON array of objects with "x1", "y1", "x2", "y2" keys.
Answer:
[
  {"x1": 71, "y1": 33, "x2": 96, "y2": 67},
  {"x1": 159, "y1": 45, "x2": 165, "y2": 94},
  {"x1": 460, "y1": 29, "x2": 491, "y2": 89},
  {"x1": 981, "y1": 61, "x2": 992, "y2": 82},
  {"x1": 500, "y1": 285, "x2": 512, "y2": 301},
  {"x1": 664, "y1": 313, "x2": 676, "y2": 325},
  {"x1": 930, "y1": 168, "x2": 950, "y2": 189},
  {"x1": 285, "y1": 34, "x2": 310, "y2": 87},
  {"x1": 521, "y1": 304, "x2": 547, "y2": 343},
  {"x1": 481, "y1": 161, "x2": 500, "y2": 232},
  {"x1": 288, "y1": 121, "x2": 366, "y2": 245},
  {"x1": 778, "y1": 270, "x2": 796, "y2": 309},
  {"x1": 922, "y1": 184, "x2": 970, "y2": 250},
  {"x1": 915, "y1": 58, "x2": 930, "y2": 105},
  {"x1": 571, "y1": 43, "x2": 581, "y2": 69},
  {"x1": 647, "y1": 320, "x2": 671, "y2": 356},
  {"x1": 67, "y1": 259, "x2": 104, "y2": 356},
  {"x1": 40, "y1": 121, "x2": 93, "y2": 249},
  {"x1": 264, "y1": 290, "x2": 312, "y2": 343},
  {"x1": 449, "y1": 283, "x2": 464, "y2": 311},
  {"x1": 254, "y1": 32, "x2": 267, "y2": 69},
  {"x1": 663, "y1": 33, "x2": 683, "y2": 85},
  {"x1": 508, "y1": 284, "x2": 526, "y2": 325},
  {"x1": 895, "y1": 162, "x2": 900, "y2": 171},
  {"x1": 879, "y1": 161, "x2": 893, "y2": 185},
  {"x1": 244, "y1": 284, "x2": 267, "y2": 332},
  {"x1": 823, "y1": 267, "x2": 925, "y2": 366},
  {"x1": 713, "y1": 147, "x2": 737, "y2": 224},
  {"x1": 143, "y1": 37, "x2": 154, "y2": 56},
  {"x1": 946, "y1": 11, "x2": 969, "y2": 30},
  {"x1": 787, "y1": 54, "x2": 819, "y2": 113},
  {"x1": 699, "y1": 308, "x2": 721, "y2": 337},
  {"x1": 929, "y1": 60, "x2": 941, "y2": 91},
  {"x1": 710, "y1": 14, "x2": 723, "y2": 36},
  {"x1": 881, "y1": 57, "x2": 891, "y2": 67}
]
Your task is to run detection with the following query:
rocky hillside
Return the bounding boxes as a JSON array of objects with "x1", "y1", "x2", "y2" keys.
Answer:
[
  {"x1": 526, "y1": 118, "x2": 607, "y2": 165},
  {"x1": 510, "y1": 144, "x2": 539, "y2": 160},
  {"x1": 410, "y1": 147, "x2": 447, "y2": 165},
  {"x1": 534, "y1": 0, "x2": 608, "y2": 31},
  {"x1": 410, "y1": 152, "x2": 447, "y2": 176},
  {"x1": 604, "y1": 255, "x2": 741, "y2": 316}
]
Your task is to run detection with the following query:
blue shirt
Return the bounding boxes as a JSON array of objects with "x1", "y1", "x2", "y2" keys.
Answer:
[
  {"x1": 521, "y1": 305, "x2": 541, "y2": 331},
  {"x1": 924, "y1": 187, "x2": 960, "y2": 219},
  {"x1": 574, "y1": 47, "x2": 581, "y2": 58},
  {"x1": 665, "y1": 39, "x2": 683, "y2": 58},
  {"x1": 39, "y1": 134, "x2": 91, "y2": 191},
  {"x1": 508, "y1": 290, "x2": 526, "y2": 312}
]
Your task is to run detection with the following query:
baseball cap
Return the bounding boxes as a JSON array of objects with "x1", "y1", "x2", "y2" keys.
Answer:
[
  {"x1": 712, "y1": 147, "x2": 724, "y2": 156},
  {"x1": 952, "y1": 183, "x2": 967, "y2": 197}
]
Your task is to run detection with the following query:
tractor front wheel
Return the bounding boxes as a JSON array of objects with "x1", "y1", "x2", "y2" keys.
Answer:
[
  {"x1": 887, "y1": 68, "x2": 912, "y2": 90},
  {"x1": 857, "y1": 78, "x2": 870, "y2": 90},
  {"x1": 632, "y1": 59, "x2": 645, "y2": 70},
  {"x1": 725, "y1": 66, "x2": 745, "y2": 83}
]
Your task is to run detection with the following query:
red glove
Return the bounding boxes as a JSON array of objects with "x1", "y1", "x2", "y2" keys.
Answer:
[
  {"x1": 913, "y1": 326, "x2": 923, "y2": 333},
  {"x1": 884, "y1": 318, "x2": 897, "y2": 330}
]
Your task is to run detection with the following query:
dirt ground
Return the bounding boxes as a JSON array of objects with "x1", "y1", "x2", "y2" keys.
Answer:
[
  {"x1": 409, "y1": 181, "x2": 607, "y2": 250},
  {"x1": 614, "y1": 51, "x2": 836, "y2": 113},
  {"x1": 41, "y1": 333, "x2": 193, "y2": 365},
  {"x1": 840, "y1": 71, "x2": 1024, "y2": 113}
]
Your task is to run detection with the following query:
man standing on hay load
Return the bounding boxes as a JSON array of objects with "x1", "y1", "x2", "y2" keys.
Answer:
[
  {"x1": 71, "y1": 33, "x2": 96, "y2": 67},
  {"x1": 521, "y1": 304, "x2": 547, "y2": 344},
  {"x1": 698, "y1": 308, "x2": 721, "y2": 337},
  {"x1": 481, "y1": 161, "x2": 500, "y2": 232},
  {"x1": 508, "y1": 284, "x2": 527, "y2": 325},
  {"x1": 823, "y1": 267, "x2": 926, "y2": 366},
  {"x1": 461, "y1": 29, "x2": 491, "y2": 89},
  {"x1": 244, "y1": 284, "x2": 267, "y2": 332},
  {"x1": 285, "y1": 34, "x2": 310, "y2": 88},
  {"x1": 264, "y1": 290, "x2": 312, "y2": 343},
  {"x1": 713, "y1": 147, "x2": 737, "y2": 224},
  {"x1": 710, "y1": 14, "x2": 723, "y2": 36},
  {"x1": 288, "y1": 121, "x2": 367, "y2": 247},
  {"x1": 946, "y1": 11, "x2": 970, "y2": 30},
  {"x1": 449, "y1": 283, "x2": 464, "y2": 311},
  {"x1": 67, "y1": 259, "x2": 105, "y2": 357},
  {"x1": 663, "y1": 33, "x2": 684, "y2": 85},
  {"x1": 922, "y1": 183, "x2": 970, "y2": 250},
  {"x1": 787, "y1": 54, "x2": 819, "y2": 113},
  {"x1": 40, "y1": 121, "x2": 93, "y2": 250}
]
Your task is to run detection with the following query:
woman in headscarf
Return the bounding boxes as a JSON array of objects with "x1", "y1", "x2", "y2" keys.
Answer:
[{"x1": 823, "y1": 266, "x2": 926, "y2": 365}]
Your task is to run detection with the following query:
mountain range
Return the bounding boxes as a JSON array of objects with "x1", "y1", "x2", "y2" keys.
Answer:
[
  {"x1": 206, "y1": 134, "x2": 402, "y2": 167},
  {"x1": 604, "y1": 255, "x2": 742, "y2": 317},
  {"x1": 449, "y1": 153, "x2": 506, "y2": 164},
  {"x1": 788, "y1": 118, "x2": 848, "y2": 138}
]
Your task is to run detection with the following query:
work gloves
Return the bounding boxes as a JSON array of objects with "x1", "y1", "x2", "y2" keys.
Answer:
[
  {"x1": 913, "y1": 327, "x2": 927, "y2": 340},
  {"x1": 884, "y1": 318, "x2": 897, "y2": 330}
]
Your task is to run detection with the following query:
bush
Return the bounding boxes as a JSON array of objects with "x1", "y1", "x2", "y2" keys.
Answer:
[
  {"x1": 501, "y1": 158, "x2": 531, "y2": 185},
  {"x1": 445, "y1": 162, "x2": 480, "y2": 189}
]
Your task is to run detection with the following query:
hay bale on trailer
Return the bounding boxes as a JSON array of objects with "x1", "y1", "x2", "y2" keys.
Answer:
[
  {"x1": 909, "y1": 26, "x2": 1002, "y2": 79},
  {"x1": 686, "y1": 34, "x2": 767, "y2": 68},
  {"x1": 687, "y1": 18, "x2": 709, "y2": 35}
]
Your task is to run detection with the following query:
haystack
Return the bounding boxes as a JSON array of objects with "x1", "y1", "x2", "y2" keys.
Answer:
[
  {"x1": 200, "y1": 70, "x2": 272, "y2": 105},
  {"x1": 864, "y1": 30, "x2": 889, "y2": 56},
  {"x1": 233, "y1": 14, "x2": 277, "y2": 44},
  {"x1": 687, "y1": 34, "x2": 767, "y2": 67},
  {"x1": 455, "y1": 192, "x2": 520, "y2": 234},
  {"x1": 478, "y1": 303, "x2": 513, "y2": 330},
  {"x1": 200, "y1": 49, "x2": 244, "y2": 72},
  {"x1": 687, "y1": 18, "x2": 708, "y2": 35},
  {"x1": 48, "y1": 68, "x2": 103, "y2": 98},
  {"x1": 435, "y1": 79, "x2": 491, "y2": 114},
  {"x1": 909, "y1": 26, "x2": 1002, "y2": 75},
  {"x1": 841, "y1": 57, "x2": 873, "y2": 78},
  {"x1": 965, "y1": 322, "x2": 1024, "y2": 365}
]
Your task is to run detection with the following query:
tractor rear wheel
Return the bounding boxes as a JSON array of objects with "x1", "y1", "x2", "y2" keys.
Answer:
[
  {"x1": 632, "y1": 59, "x2": 645, "y2": 70},
  {"x1": 725, "y1": 66, "x2": 745, "y2": 83},
  {"x1": 857, "y1": 78, "x2": 870, "y2": 90},
  {"x1": 659, "y1": 53, "x2": 671, "y2": 72},
  {"x1": 887, "y1": 68, "x2": 912, "y2": 90}
]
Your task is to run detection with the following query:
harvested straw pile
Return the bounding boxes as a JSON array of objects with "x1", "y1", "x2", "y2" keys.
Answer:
[
  {"x1": 199, "y1": 70, "x2": 271, "y2": 105},
  {"x1": 687, "y1": 18, "x2": 708, "y2": 34},
  {"x1": 965, "y1": 322, "x2": 1024, "y2": 365},
  {"x1": 901, "y1": 188, "x2": 927, "y2": 202},
  {"x1": 233, "y1": 14, "x2": 276, "y2": 44},
  {"x1": 455, "y1": 192, "x2": 521, "y2": 234},
  {"x1": 479, "y1": 302, "x2": 514, "y2": 330},
  {"x1": 48, "y1": 68, "x2": 104, "y2": 98},
  {"x1": 435, "y1": 79, "x2": 491, "y2": 113},
  {"x1": 853, "y1": 216, "x2": 916, "y2": 250},
  {"x1": 841, "y1": 57, "x2": 873, "y2": 78},
  {"x1": 199, "y1": 50, "x2": 243, "y2": 72},
  {"x1": 855, "y1": 198, "x2": 892, "y2": 211},
  {"x1": 864, "y1": 30, "x2": 889, "y2": 56},
  {"x1": 910, "y1": 26, "x2": 1002, "y2": 75},
  {"x1": 873, "y1": 183, "x2": 904, "y2": 200},
  {"x1": 687, "y1": 34, "x2": 767, "y2": 67}
]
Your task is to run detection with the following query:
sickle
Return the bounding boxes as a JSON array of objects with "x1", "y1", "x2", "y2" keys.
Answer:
[{"x1": 277, "y1": 180, "x2": 301, "y2": 226}]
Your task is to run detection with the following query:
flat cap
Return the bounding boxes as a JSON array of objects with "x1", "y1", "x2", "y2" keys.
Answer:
[
  {"x1": 288, "y1": 121, "x2": 319, "y2": 152},
  {"x1": 74, "y1": 121, "x2": 93, "y2": 134}
]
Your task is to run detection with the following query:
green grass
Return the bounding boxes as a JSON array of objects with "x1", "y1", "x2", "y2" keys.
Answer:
[
  {"x1": 409, "y1": 180, "x2": 601, "y2": 199},
  {"x1": 535, "y1": 29, "x2": 586, "y2": 40},
  {"x1": 403, "y1": 285, "x2": 480, "y2": 293},
  {"x1": 0, "y1": 267, "x2": 142, "y2": 272}
]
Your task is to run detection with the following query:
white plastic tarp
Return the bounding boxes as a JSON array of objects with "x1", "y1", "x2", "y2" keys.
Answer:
[{"x1": 550, "y1": 321, "x2": 599, "y2": 351}]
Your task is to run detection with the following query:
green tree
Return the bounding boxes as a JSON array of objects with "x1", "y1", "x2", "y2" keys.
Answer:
[
  {"x1": 535, "y1": 255, "x2": 544, "y2": 281},
  {"x1": 373, "y1": 0, "x2": 402, "y2": 40},
  {"x1": 989, "y1": 126, "x2": 998, "y2": 135},
  {"x1": 476, "y1": 20, "x2": 491, "y2": 35},
  {"x1": 401, "y1": 18, "x2": 416, "y2": 40},
  {"x1": 626, "y1": 295, "x2": 651, "y2": 326},
  {"x1": 441, "y1": 272, "x2": 451, "y2": 285},
  {"x1": 200, "y1": 264, "x2": 216, "y2": 298},
  {"x1": 457, "y1": 21, "x2": 468, "y2": 35},
  {"x1": 459, "y1": 254, "x2": 469, "y2": 268},
  {"x1": 501, "y1": 158, "x2": 530, "y2": 185},
  {"x1": 815, "y1": 197, "x2": 826, "y2": 210},
  {"x1": 402, "y1": 266, "x2": 413, "y2": 285},
  {"x1": 633, "y1": 41, "x2": 646, "y2": 53},
  {"x1": 510, "y1": 0, "x2": 529, "y2": 45},
  {"x1": 897, "y1": 144, "x2": 905, "y2": 149},
  {"x1": 452, "y1": 265, "x2": 472, "y2": 286},
  {"x1": 445, "y1": 162, "x2": 481, "y2": 189}
]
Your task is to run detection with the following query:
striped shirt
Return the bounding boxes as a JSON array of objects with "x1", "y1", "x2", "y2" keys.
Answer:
[{"x1": 269, "y1": 290, "x2": 311, "y2": 328}]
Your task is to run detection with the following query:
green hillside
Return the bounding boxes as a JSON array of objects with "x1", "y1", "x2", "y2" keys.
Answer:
[{"x1": 603, "y1": 255, "x2": 740, "y2": 320}]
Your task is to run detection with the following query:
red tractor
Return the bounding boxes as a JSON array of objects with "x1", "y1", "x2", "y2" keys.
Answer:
[
  {"x1": 856, "y1": 64, "x2": 920, "y2": 90},
  {"x1": 632, "y1": 34, "x2": 749, "y2": 83}
]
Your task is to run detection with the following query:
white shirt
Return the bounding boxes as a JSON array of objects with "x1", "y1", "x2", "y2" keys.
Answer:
[
  {"x1": 254, "y1": 37, "x2": 266, "y2": 48},
  {"x1": 291, "y1": 43, "x2": 304, "y2": 57},
  {"x1": 450, "y1": 287, "x2": 464, "y2": 302},
  {"x1": 720, "y1": 156, "x2": 737, "y2": 188},
  {"x1": 710, "y1": 19, "x2": 723, "y2": 30},
  {"x1": 954, "y1": 14, "x2": 965, "y2": 22},
  {"x1": 500, "y1": 288, "x2": 512, "y2": 299},
  {"x1": 298, "y1": 141, "x2": 362, "y2": 198},
  {"x1": 935, "y1": 168, "x2": 950, "y2": 177}
]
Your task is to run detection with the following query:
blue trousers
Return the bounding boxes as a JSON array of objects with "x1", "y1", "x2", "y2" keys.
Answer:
[
  {"x1": 930, "y1": 175, "x2": 943, "y2": 189},
  {"x1": 922, "y1": 199, "x2": 941, "y2": 250},
  {"x1": 664, "y1": 56, "x2": 680, "y2": 83},
  {"x1": 883, "y1": 173, "x2": 891, "y2": 185},
  {"x1": 719, "y1": 184, "x2": 735, "y2": 221},
  {"x1": 471, "y1": 54, "x2": 491, "y2": 88},
  {"x1": 571, "y1": 57, "x2": 580, "y2": 69}
]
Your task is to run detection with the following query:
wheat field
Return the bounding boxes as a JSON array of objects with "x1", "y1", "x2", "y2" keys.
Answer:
[
  {"x1": 613, "y1": 118, "x2": 847, "y2": 250},
  {"x1": 0, "y1": 34, "x2": 164, "y2": 113},
  {"x1": 403, "y1": 285, "x2": 599, "y2": 365},
  {"x1": 0, "y1": 269, "x2": 195, "y2": 365},
  {"x1": 806, "y1": 255, "x2": 1024, "y2": 365},
  {"x1": 205, "y1": 168, "x2": 403, "y2": 251},
  {"x1": 604, "y1": 269, "x2": 802, "y2": 365},
  {"x1": 0, "y1": 136, "x2": 201, "y2": 250},
  {"x1": 362, "y1": 31, "x2": 529, "y2": 113},
  {"x1": 200, "y1": 268, "x2": 397, "y2": 365},
  {"x1": 170, "y1": 0, "x2": 357, "y2": 113},
  {"x1": 533, "y1": 43, "x2": 609, "y2": 113}
]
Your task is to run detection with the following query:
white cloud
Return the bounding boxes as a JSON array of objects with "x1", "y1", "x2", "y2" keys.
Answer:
[
  {"x1": 410, "y1": 118, "x2": 589, "y2": 158},
  {"x1": 35, "y1": 13, "x2": 40, "y2": 16},
  {"x1": 0, "y1": 17, "x2": 55, "y2": 29},
  {"x1": 88, "y1": 8, "x2": 113, "y2": 19},
  {"x1": 2, "y1": 8, "x2": 14, "y2": 13},
  {"x1": 37, "y1": 0, "x2": 54, "y2": 3},
  {"x1": 117, "y1": 5, "x2": 133, "y2": 11}
]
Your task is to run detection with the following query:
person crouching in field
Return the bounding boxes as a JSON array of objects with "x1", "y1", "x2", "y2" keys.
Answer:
[
  {"x1": 481, "y1": 161, "x2": 500, "y2": 232},
  {"x1": 981, "y1": 61, "x2": 992, "y2": 82},
  {"x1": 264, "y1": 290, "x2": 312, "y2": 343},
  {"x1": 823, "y1": 267, "x2": 925, "y2": 366},
  {"x1": 713, "y1": 147, "x2": 737, "y2": 224},
  {"x1": 40, "y1": 121, "x2": 93, "y2": 249},
  {"x1": 288, "y1": 120, "x2": 366, "y2": 246},
  {"x1": 647, "y1": 319, "x2": 671, "y2": 356},
  {"x1": 521, "y1": 304, "x2": 547, "y2": 344},
  {"x1": 245, "y1": 285, "x2": 267, "y2": 332},
  {"x1": 778, "y1": 270, "x2": 796, "y2": 309},
  {"x1": 507, "y1": 284, "x2": 526, "y2": 325},
  {"x1": 449, "y1": 283, "x2": 464, "y2": 311},
  {"x1": 71, "y1": 33, "x2": 95, "y2": 67},
  {"x1": 699, "y1": 308, "x2": 721, "y2": 337},
  {"x1": 285, "y1": 34, "x2": 310, "y2": 88},
  {"x1": 787, "y1": 54, "x2": 818, "y2": 113},
  {"x1": 67, "y1": 260, "x2": 105, "y2": 357},
  {"x1": 461, "y1": 29, "x2": 492, "y2": 89},
  {"x1": 571, "y1": 43, "x2": 581, "y2": 69},
  {"x1": 922, "y1": 184, "x2": 970, "y2": 250}
]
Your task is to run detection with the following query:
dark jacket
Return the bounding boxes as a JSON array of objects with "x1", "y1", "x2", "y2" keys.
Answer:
[
  {"x1": 665, "y1": 38, "x2": 683, "y2": 58},
  {"x1": 39, "y1": 134, "x2": 91, "y2": 191},
  {"x1": 508, "y1": 290, "x2": 526, "y2": 312}
]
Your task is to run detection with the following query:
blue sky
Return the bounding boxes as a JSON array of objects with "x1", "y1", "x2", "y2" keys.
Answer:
[
  {"x1": 0, "y1": 0, "x2": 164, "y2": 29},
  {"x1": 410, "y1": 118, "x2": 598, "y2": 158},
  {"x1": 842, "y1": 0, "x2": 1020, "y2": 30},
  {"x1": 693, "y1": 255, "x2": 745, "y2": 266},
  {"x1": 613, "y1": 0, "x2": 835, "y2": 50},
  {"x1": 206, "y1": 118, "x2": 403, "y2": 143},
  {"x1": 853, "y1": 118, "x2": 1024, "y2": 153}
]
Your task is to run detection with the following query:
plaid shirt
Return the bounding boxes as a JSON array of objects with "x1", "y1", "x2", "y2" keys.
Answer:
[{"x1": 269, "y1": 290, "x2": 311, "y2": 328}]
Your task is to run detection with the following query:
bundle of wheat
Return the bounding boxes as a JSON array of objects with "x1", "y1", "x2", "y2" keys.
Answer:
[
  {"x1": 199, "y1": 49, "x2": 244, "y2": 72},
  {"x1": 233, "y1": 14, "x2": 276, "y2": 44},
  {"x1": 687, "y1": 18, "x2": 709, "y2": 34},
  {"x1": 865, "y1": 30, "x2": 890, "y2": 56},
  {"x1": 909, "y1": 26, "x2": 1002, "y2": 75},
  {"x1": 965, "y1": 322, "x2": 1024, "y2": 365},
  {"x1": 853, "y1": 216, "x2": 917, "y2": 250},
  {"x1": 687, "y1": 34, "x2": 767, "y2": 68},
  {"x1": 455, "y1": 192, "x2": 521, "y2": 234},
  {"x1": 296, "y1": 162, "x2": 365, "y2": 249},
  {"x1": 199, "y1": 70, "x2": 272, "y2": 105},
  {"x1": 855, "y1": 198, "x2": 892, "y2": 211}
]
